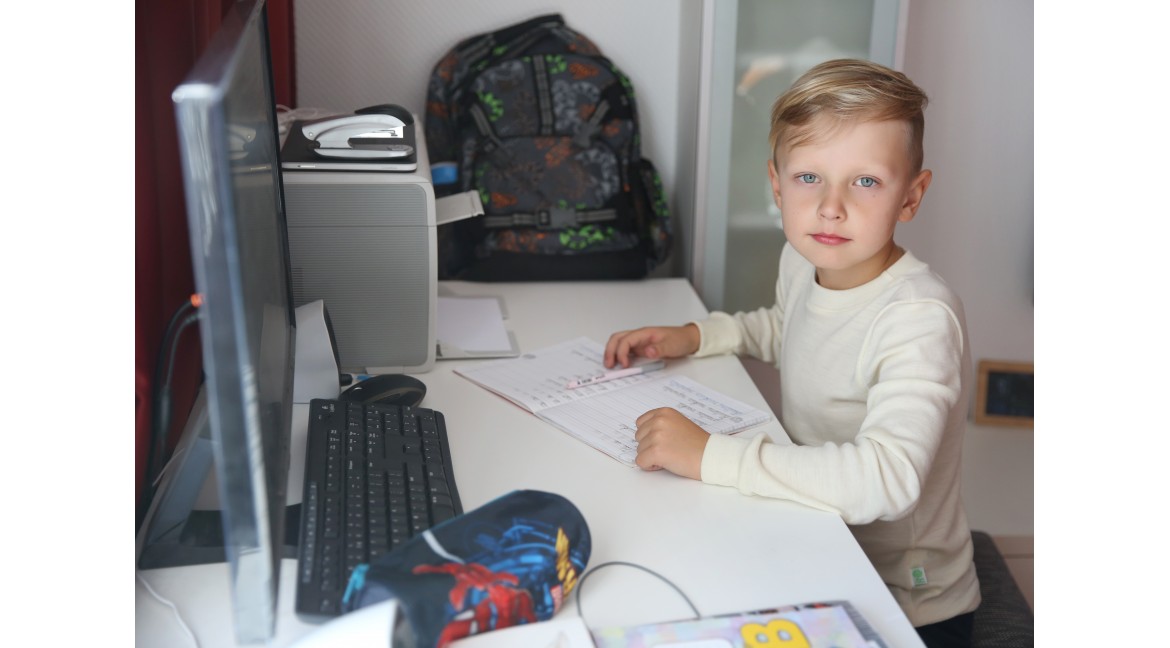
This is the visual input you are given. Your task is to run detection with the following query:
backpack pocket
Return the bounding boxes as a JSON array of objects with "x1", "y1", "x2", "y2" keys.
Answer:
[{"x1": 471, "y1": 135, "x2": 640, "y2": 256}]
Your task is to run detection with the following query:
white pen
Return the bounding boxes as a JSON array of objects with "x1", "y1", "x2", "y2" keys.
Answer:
[{"x1": 566, "y1": 359, "x2": 666, "y2": 389}]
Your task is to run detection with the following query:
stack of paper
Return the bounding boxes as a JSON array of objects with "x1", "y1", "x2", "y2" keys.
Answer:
[{"x1": 436, "y1": 296, "x2": 520, "y2": 359}]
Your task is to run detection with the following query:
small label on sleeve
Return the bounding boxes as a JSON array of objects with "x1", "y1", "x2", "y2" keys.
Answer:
[{"x1": 911, "y1": 566, "x2": 928, "y2": 587}]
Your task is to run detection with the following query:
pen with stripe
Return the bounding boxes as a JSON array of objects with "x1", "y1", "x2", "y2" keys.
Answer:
[{"x1": 566, "y1": 359, "x2": 666, "y2": 389}]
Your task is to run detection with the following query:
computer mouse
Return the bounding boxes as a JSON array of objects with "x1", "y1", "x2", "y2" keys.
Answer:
[
  {"x1": 340, "y1": 374, "x2": 426, "y2": 407},
  {"x1": 355, "y1": 103, "x2": 414, "y2": 125}
]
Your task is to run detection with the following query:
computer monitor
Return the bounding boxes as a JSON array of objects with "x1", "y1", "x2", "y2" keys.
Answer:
[{"x1": 137, "y1": 0, "x2": 295, "y2": 642}]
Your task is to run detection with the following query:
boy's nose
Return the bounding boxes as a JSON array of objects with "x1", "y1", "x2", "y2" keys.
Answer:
[{"x1": 818, "y1": 190, "x2": 846, "y2": 221}]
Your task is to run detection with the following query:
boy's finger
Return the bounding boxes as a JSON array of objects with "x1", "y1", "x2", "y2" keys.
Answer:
[
  {"x1": 618, "y1": 337, "x2": 639, "y2": 367},
  {"x1": 635, "y1": 407, "x2": 663, "y2": 427},
  {"x1": 634, "y1": 444, "x2": 663, "y2": 471},
  {"x1": 603, "y1": 331, "x2": 624, "y2": 367}
]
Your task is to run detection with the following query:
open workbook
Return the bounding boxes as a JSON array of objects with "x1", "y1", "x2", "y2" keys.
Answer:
[
  {"x1": 454, "y1": 337, "x2": 772, "y2": 466},
  {"x1": 592, "y1": 600, "x2": 888, "y2": 647},
  {"x1": 449, "y1": 600, "x2": 886, "y2": 648}
]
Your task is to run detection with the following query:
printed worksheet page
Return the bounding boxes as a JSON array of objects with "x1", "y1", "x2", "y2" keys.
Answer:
[
  {"x1": 538, "y1": 375, "x2": 772, "y2": 465},
  {"x1": 455, "y1": 337, "x2": 664, "y2": 412},
  {"x1": 456, "y1": 338, "x2": 772, "y2": 466}
]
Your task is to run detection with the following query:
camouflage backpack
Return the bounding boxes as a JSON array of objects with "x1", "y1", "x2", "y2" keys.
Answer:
[{"x1": 425, "y1": 13, "x2": 672, "y2": 280}]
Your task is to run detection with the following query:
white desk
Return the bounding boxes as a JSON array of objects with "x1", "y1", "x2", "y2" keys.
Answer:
[{"x1": 136, "y1": 279, "x2": 924, "y2": 648}]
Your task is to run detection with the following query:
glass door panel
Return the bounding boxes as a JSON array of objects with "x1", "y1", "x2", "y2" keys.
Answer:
[{"x1": 696, "y1": 0, "x2": 902, "y2": 314}]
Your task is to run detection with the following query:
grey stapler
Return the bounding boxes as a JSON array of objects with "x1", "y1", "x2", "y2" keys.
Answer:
[
  {"x1": 301, "y1": 111, "x2": 415, "y2": 160},
  {"x1": 227, "y1": 124, "x2": 256, "y2": 160}
]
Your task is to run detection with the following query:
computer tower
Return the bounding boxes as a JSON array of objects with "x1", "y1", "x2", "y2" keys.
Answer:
[{"x1": 281, "y1": 141, "x2": 436, "y2": 373}]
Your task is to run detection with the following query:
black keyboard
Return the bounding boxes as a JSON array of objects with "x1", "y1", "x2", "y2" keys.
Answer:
[{"x1": 295, "y1": 399, "x2": 463, "y2": 617}]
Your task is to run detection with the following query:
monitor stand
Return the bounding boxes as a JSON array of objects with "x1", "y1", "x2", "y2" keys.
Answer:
[
  {"x1": 136, "y1": 395, "x2": 300, "y2": 570},
  {"x1": 137, "y1": 302, "x2": 337, "y2": 570}
]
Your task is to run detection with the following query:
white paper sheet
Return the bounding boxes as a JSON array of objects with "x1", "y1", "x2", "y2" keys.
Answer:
[
  {"x1": 455, "y1": 338, "x2": 771, "y2": 466},
  {"x1": 436, "y1": 296, "x2": 519, "y2": 359}
]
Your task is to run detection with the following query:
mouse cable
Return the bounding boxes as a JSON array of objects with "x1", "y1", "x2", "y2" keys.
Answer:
[
  {"x1": 573, "y1": 560, "x2": 700, "y2": 628},
  {"x1": 137, "y1": 572, "x2": 200, "y2": 648},
  {"x1": 139, "y1": 294, "x2": 202, "y2": 530}
]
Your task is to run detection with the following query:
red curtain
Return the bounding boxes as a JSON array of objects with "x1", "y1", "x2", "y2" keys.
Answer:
[{"x1": 135, "y1": 0, "x2": 295, "y2": 521}]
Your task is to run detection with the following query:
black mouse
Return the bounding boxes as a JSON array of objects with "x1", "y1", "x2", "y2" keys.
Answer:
[
  {"x1": 355, "y1": 103, "x2": 414, "y2": 125},
  {"x1": 339, "y1": 374, "x2": 426, "y2": 407}
]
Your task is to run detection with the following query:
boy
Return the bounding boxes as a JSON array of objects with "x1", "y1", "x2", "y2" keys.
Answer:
[{"x1": 604, "y1": 59, "x2": 980, "y2": 648}]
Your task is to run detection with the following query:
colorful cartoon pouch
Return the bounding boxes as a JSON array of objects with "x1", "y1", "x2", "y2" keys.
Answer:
[{"x1": 341, "y1": 489, "x2": 591, "y2": 647}]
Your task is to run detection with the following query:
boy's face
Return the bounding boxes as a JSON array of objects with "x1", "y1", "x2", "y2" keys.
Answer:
[{"x1": 768, "y1": 116, "x2": 932, "y2": 290}]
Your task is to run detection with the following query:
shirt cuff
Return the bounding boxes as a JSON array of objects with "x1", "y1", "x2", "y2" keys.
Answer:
[
  {"x1": 701, "y1": 432, "x2": 757, "y2": 487},
  {"x1": 692, "y1": 312, "x2": 742, "y2": 357}
]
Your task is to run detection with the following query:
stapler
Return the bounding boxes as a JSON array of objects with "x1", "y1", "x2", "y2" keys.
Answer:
[
  {"x1": 227, "y1": 124, "x2": 257, "y2": 161},
  {"x1": 301, "y1": 105, "x2": 415, "y2": 159}
]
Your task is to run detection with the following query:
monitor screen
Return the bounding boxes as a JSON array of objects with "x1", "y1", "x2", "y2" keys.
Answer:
[{"x1": 158, "y1": 0, "x2": 295, "y2": 642}]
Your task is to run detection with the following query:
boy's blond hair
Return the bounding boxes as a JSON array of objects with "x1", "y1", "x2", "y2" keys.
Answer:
[{"x1": 769, "y1": 59, "x2": 929, "y2": 173}]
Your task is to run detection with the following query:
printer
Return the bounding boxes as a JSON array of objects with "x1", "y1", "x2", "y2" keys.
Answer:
[{"x1": 280, "y1": 107, "x2": 467, "y2": 373}]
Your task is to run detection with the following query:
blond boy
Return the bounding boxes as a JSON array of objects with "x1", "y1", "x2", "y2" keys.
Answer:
[{"x1": 604, "y1": 59, "x2": 980, "y2": 647}]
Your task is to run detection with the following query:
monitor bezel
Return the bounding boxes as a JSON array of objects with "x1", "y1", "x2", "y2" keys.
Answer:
[{"x1": 160, "y1": 0, "x2": 296, "y2": 642}]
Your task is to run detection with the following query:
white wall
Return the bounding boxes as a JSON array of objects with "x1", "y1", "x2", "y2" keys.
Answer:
[{"x1": 900, "y1": 1, "x2": 1034, "y2": 536}]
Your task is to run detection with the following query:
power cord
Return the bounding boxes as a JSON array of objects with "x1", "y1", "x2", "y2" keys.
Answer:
[
  {"x1": 573, "y1": 560, "x2": 700, "y2": 628},
  {"x1": 137, "y1": 572, "x2": 200, "y2": 648},
  {"x1": 138, "y1": 294, "x2": 202, "y2": 530}
]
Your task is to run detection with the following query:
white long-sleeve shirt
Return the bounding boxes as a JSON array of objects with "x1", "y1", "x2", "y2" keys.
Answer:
[{"x1": 694, "y1": 242, "x2": 980, "y2": 627}]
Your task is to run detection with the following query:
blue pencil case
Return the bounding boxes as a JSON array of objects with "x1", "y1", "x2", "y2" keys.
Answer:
[{"x1": 342, "y1": 489, "x2": 592, "y2": 647}]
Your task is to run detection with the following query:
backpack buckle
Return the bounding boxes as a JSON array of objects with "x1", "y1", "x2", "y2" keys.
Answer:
[{"x1": 538, "y1": 207, "x2": 576, "y2": 229}]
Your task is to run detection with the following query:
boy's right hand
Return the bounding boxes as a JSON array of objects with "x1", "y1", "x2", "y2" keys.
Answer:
[{"x1": 604, "y1": 324, "x2": 701, "y2": 368}]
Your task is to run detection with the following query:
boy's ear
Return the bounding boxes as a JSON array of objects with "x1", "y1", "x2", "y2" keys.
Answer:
[
  {"x1": 767, "y1": 159, "x2": 783, "y2": 211},
  {"x1": 898, "y1": 169, "x2": 933, "y2": 223}
]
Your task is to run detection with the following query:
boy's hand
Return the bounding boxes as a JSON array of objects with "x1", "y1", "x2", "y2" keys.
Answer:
[
  {"x1": 633, "y1": 407, "x2": 709, "y2": 480},
  {"x1": 604, "y1": 324, "x2": 701, "y2": 368}
]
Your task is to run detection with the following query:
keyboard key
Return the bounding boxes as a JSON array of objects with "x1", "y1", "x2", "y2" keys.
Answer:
[{"x1": 432, "y1": 506, "x2": 457, "y2": 524}]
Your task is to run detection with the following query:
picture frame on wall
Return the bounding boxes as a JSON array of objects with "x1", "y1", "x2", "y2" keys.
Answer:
[{"x1": 975, "y1": 360, "x2": 1034, "y2": 428}]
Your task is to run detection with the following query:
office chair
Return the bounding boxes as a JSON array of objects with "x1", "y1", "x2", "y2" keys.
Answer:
[{"x1": 970, "y1": 530, "x2": 1034, "y2": 648}]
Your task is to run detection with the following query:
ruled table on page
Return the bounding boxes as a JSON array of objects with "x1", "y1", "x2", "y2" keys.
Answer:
[
  {"x1": 455, "y1": 337, "x2": 668, "y2": 412},
  {"x1": 456, "y1": 338, "x2": 772, "y2": 466},
  {"x1": 539, "y1": 376, "x2": 772, "y2": 465}
]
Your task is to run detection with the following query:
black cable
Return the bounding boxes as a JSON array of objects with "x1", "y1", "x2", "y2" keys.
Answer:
[
  {"x1": 163, "y1": 313, "x2": 201, "y2": 394},
  {"x1": 138, "y1": 296, "x2": 201, "y2": 530},
  {"x1": 574, "y1": 560, "x2": 700, "y2": 628}
]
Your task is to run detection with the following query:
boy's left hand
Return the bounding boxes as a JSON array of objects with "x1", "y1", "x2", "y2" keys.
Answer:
[{"x1": 633, "y1": 408, "x2": 709, "y2": 480}]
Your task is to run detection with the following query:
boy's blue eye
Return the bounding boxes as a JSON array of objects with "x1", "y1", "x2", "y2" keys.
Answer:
[
  {"x1": 797, "y1": 173, "x2": 817, "y2": 184},
  {"x1": 856, "y1": 177, "x2": 877, "y2": 188}
]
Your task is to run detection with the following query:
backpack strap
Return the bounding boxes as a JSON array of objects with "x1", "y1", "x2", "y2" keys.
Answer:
[
  {"x1": 487, "y1": 13, "x2": 565, "y2": 51},
  {"x1": 531, "y1": 54, "x2": 555, "y2": 137},
  {"x1": 483, "y1": 207, "x2": 617, "y2": 230},
  {"x1": 468, "y1": 104, "x2": 504, "y2": 151},
  {"x1": 573, "y1": 100, "x2": 610, "y2": 148},
  {"x1": 451, "y1": 14, "x2": 568, "y2": 101}
]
